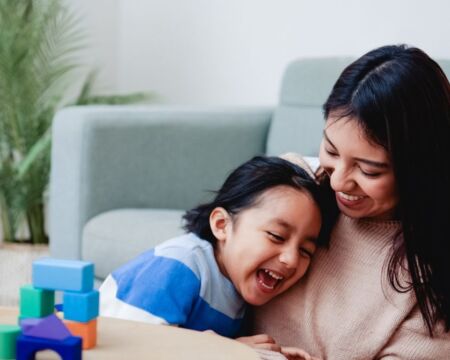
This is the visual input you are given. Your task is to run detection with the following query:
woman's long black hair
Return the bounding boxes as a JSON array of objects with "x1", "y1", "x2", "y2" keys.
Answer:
[
  {"x1": 323, "y1": 44, "x2": 450, "y2": 334},
  {"x1": 183, "y1": 156, "x2": 338, "y2": 248}
]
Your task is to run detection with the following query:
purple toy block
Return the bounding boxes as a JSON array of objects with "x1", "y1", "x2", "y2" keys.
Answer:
[
  {"x1": 21, "y1": 314, "x2": 72, "y2": 340},
  {"x1": 16, "y1": 334, "x2": 82, "y2": 360},
  {"x1": 19, "y1": 318, "x2": 41, "y2": 333}
]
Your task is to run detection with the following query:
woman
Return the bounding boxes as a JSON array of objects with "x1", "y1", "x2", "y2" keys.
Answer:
[{"x1": 250, "y1": 45, "x2": 450, "y2": 359}]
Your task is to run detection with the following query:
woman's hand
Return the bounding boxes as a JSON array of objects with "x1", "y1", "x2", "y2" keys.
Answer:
[{"x1": 236, "y1": 334, "x2": 282, "y2": 352}]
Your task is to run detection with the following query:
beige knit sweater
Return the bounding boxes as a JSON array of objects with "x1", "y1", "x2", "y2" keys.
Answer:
[{"x1": 251, "y1": 214, "x2": 450, "y2": 360}]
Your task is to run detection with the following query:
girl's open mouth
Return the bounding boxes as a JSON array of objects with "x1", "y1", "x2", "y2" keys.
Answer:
[{"x1": 257, "y1": 269, "x2": 284, "y2": 291}]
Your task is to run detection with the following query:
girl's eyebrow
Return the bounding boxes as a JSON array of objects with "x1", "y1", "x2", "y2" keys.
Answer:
[
  {"x1": 323, "y1": 130, "x2": 389, "y2": 169},
  {"x1": 271, "y1": 219, "x2": 317, "y2": 243}
]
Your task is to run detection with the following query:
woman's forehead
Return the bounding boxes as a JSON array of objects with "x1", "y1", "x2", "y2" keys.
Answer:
[{"x1": 324, "y1": 116, "x2": 390, "y2": 163}]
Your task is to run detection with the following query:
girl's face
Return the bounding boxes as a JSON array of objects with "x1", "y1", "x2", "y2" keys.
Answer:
[
  {"x1": 211, "y1": 185, "x2": 321, "y2": 306},
  {"x1": 319, "y1": 115, "x2": 398, "y2": 220}
]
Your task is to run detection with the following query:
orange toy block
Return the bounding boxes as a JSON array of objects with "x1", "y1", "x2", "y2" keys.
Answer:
[{"x1": 63, "y1": 318, "x2": 97, "y2": 349}]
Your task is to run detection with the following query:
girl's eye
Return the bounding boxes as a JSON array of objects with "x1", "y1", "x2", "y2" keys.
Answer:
[
  {"x1": 267, "y1": 232, "x2": 284, "y2": 242},
  {"x1": 299, "y1": 248, "x2": 313, "y2": 258}
]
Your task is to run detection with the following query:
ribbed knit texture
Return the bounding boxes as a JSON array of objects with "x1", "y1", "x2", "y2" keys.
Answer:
[{"x1": 251, "y1": 214, "x2": 450, "y2": 360}]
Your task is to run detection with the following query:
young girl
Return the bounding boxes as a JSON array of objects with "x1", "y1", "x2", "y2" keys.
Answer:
[{"x1": 100, "y1": 156, "x2": 336, "y2": 341}]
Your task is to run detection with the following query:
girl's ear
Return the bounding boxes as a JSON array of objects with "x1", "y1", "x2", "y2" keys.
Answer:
[{"x1": 209, "y1": 207, "x2": 231, "y2": 242}]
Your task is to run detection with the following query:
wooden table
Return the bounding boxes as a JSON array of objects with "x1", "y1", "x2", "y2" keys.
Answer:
[{"x1": 0, "y1": 307, "x2": 259, "y2": 359}]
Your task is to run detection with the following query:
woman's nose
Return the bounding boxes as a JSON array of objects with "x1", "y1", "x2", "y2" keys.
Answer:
[{"x1": 329, "y1": 164, "x2": 354, "y2": 192}]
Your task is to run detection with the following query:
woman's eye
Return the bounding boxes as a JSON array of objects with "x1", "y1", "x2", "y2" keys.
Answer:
[{"x1": 360, "y1": 169, "x2": 382, "y2": 178}]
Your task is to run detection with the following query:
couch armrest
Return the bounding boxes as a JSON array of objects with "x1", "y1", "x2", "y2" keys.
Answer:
[{"x1": 49, "y1": 105, "x2": 273, "y2": 260}]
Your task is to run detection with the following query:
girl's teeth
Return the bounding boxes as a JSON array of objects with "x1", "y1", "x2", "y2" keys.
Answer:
[
  {"x1": 338, "y1": 192, "x2": 365, "y2": 201},
  {"x1": 264, "y1": 269, "x2": 283, "y2": 280},
  {"x1": 259, "y1": 280, "x2": 275, "y2": 289}
]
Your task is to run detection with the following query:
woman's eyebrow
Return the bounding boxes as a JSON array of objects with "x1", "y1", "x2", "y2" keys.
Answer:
[{"x1": 323, "y1": 130, "x2": 389, "y2": 169}]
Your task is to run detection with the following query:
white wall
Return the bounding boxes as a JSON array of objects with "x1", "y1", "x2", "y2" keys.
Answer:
[
  {"x1": 75, "y1": 0, "x2": 450, "y2": 105},
  {"x1": 68, "y1": 0, "x2": 120, "y2": 93}
]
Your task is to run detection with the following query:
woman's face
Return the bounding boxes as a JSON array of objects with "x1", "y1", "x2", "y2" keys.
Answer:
[{"x1": 319, "y1": 115, "x2": 399, "y2": 220}]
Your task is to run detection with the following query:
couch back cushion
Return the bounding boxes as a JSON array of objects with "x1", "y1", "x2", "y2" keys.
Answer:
[
  {"x1": 83, "y1": 209, "x2": 185, "y2": 279},
  {"x1": 266, "y1": 57, "x2": 353, "y2": 156}
]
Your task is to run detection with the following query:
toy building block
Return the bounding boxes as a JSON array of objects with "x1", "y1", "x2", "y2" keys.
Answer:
[
  {"x1": 16, "y1": 334, "x2": 82, "y2": 360},
  {"x1": 19, "y1": 285, "x2": 54, "y2": 318},
  {"x1": 18, "y1": 318, "x2": 41, "y2": 333},
  {"x1": 64, "y1": 319, "x2": 97, "y2": 350},
  {"x1": 0, "y1": 324, "x2": 21, "y2": 360},
  {"x1": 20, "y1": 314, "x2": 72, "y2": 341},
  {"x1": 63, "y1": 290, "x2": 99, "y2": 322},
  {"x1": 33, "y1": 258, "x2": 94, "y2": 292}
]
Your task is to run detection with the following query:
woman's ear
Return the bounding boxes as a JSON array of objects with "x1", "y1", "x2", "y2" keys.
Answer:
[{"x1": 209, "y1": 207, "x2": 231, "y2": 242}]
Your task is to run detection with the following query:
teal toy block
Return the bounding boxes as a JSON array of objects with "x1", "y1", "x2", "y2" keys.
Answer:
[
  {"x1": 32, "y1": 258, "x2": 94, "y2": 292},
  {"x1": 63, "y1": 290, "x2": 99, "y2": 322},
  {"x1": 0, "y1": 324, "x2": 21, "y2": 359},
  {"x1": 19, "y1": 285, "x2": 54, "y2": 318}
]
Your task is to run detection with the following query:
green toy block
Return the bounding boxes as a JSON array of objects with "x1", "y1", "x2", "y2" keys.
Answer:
[
  {"x1": 20, "y1": 285, "x2": 55, "y2": 318},
  {"x1": 0, "y1": 324, "x2": 21, "y2": 359}
]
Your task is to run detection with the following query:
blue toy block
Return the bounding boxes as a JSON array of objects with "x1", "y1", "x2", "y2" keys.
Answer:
[
  {"x1": 16, "y1": 334, "x2": 82, "y2": 360},
  {"x1": 63, "y1": 290, "x2": 99, "y2": 322},
  {"x1": 32, "y1": 258, "x2": 94, "y2": 292}
]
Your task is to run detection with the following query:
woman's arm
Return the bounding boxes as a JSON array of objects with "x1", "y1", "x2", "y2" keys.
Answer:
[{"x1": 376, "y1": 306, "x2": 450, "y2": 359}]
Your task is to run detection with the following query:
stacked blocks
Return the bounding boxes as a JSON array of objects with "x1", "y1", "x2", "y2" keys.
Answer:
[
  {"x1": 0, "y1": 324, "x2": 21, "y2": 359},
  {"x1": 16, "y1": 258, "x2": 99, "y2": 358},
  {"x1": 33, "y1": 258, "x2": 98, "y2": 349}
]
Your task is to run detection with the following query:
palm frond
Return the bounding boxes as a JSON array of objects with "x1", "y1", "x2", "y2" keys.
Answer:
[{"x1": 0, "y1": 0, "x2": 154, "y2": 243}]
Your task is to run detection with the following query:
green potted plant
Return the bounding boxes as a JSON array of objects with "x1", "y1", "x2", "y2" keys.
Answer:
[{"x1": 0, "y1": 0, "x2": 150, "y2": 244}]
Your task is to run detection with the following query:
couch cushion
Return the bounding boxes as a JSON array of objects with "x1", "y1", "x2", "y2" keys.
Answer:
[
  {"x1": 266, "y1": 57, "x2": 353, "y2": 156},
  {"x1": 82, "y1": 209, "x2": 185, "y2": 280}
]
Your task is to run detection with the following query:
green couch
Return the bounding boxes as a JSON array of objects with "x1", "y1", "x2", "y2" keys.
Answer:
[{"x1": 49, "y1": 57, "x2": 450, "y2": 280}]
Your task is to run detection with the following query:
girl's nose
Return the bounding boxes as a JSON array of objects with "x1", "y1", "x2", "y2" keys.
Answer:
[{"x1": 278, "y1": 249, "x2": 299, "y2": 269}]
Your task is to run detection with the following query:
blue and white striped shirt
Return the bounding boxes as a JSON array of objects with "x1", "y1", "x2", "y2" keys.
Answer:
[{"x1": 99, "y1": 233, "x2": 246, "y2": 337}]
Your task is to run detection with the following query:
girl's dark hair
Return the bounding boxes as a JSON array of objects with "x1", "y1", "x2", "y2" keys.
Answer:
[
  {"x1": 324, "y1": 44, "x2": 450, "y2": 334},
  {"x1": 183, "y1": 156, "x2": 338, "y2": 248}
]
